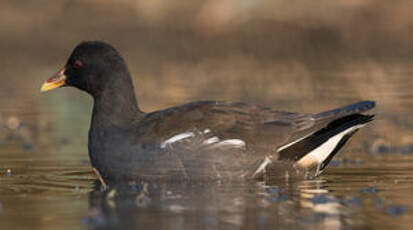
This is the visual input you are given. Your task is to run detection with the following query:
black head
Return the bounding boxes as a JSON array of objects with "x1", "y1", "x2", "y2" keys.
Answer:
[{"x1": 41, "y1": 41, "x2": 132, "y2": 97}]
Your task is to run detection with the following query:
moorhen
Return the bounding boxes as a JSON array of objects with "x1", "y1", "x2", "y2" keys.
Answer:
[{"x1": 41, "y1": 41, "x2": 375, "y2": 186}]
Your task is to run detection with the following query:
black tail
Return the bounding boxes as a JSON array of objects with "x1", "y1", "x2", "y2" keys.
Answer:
[
  {"x1": 314, "y1": 100, "x2": 375, "y2": 120},
  {"x1": 278, "y1": 101, "x2": 375, "y2": 175}
]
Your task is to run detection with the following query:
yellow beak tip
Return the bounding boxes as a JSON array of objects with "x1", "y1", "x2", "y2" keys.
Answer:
[
  {"x1": 40, "y1": 84, "x2": 49, "y2": 92},
  {"x1": 40, "y1": 82, "x2": 60, "y2": 92},
  {"x1": 40, "y1": 73, "x2": 66, "y2": 92}
]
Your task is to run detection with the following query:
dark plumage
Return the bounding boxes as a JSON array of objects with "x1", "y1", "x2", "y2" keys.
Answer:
[{"x1": 41, "y1": 41, "x2": 375, "y2": 184}]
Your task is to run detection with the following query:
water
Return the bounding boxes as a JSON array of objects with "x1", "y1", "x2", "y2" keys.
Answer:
[
  {"x1": 2, "y1": 1, "x2": 413, "y2": 229},
  {"x1": 2, "y1": 153, "x2": 413, "y2": 230}
]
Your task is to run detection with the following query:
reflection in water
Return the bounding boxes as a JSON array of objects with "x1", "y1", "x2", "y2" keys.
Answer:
[
  {"x1": 81, "y1": 169, "x2": 412, "y2": 230},
  {"x1": 86, "y1": 180, "x2": 290, "y2": 230},
  {"x1": 298, "y1": 180, "x2": 343, "y2": 229}
]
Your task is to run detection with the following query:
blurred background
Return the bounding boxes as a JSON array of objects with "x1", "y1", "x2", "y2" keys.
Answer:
[{"x1": 1, "y1": 1, "x2": 413, "y2": 229}]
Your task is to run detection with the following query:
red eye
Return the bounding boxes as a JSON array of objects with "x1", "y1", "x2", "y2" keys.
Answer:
[{"x1": 74, "y1": 60, "x2": 83, "y2": 69}]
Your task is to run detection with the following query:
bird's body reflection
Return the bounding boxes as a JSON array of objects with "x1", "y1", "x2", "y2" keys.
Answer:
[{"x1": 84, "y1": 175, "x2": 362, "y2": 230}]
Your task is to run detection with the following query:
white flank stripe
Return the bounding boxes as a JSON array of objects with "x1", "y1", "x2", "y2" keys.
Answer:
[
  {"x1": 214, "y1": 139, "x2": 246, "y2": 148},
  {"x1": 160, "y1": 132, "x2": 195, "y2": 148},
  {"x1": 202, "y1": 136, "x2": 220, "y2": 145},
  {"x1": 296, "y1": 124, "x2": 365, "y2": 168},
  {"x1": 277, "y1": 133, "x2": 312, "y2": 152}
]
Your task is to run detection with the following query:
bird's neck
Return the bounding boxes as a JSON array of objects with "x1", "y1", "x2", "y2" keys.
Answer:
[{"x1": 91, "y1": 80, "x2": 144, "y2": 128}]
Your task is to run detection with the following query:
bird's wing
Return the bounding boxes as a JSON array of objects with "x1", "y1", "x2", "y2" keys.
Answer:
[{"x1": 138, "y1": 101, "x2": 314, "y2": 153}]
